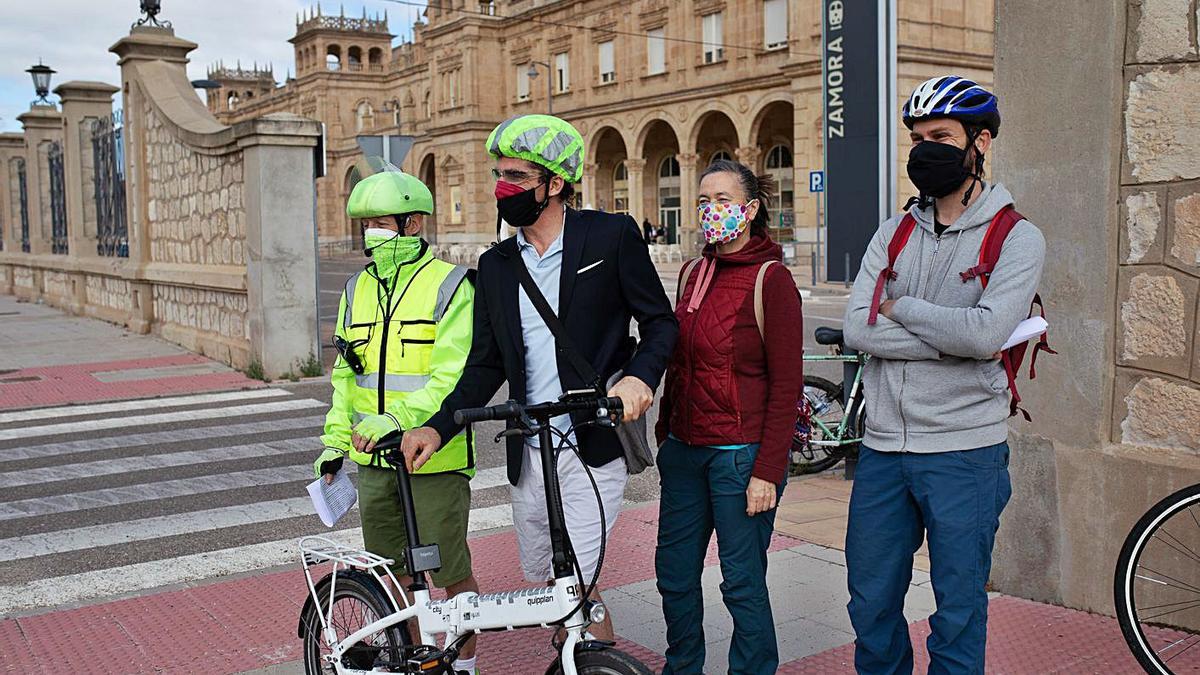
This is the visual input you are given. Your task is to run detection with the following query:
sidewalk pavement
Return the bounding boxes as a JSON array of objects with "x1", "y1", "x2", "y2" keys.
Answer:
[
  {"x1": 0, "y1": 295, "x2": 263, "y2": 411},
  {"x1": 0, "y1": 472, "x2": 1143, "y2": 674}
]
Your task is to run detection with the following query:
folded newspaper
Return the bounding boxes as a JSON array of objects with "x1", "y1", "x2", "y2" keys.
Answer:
[
  {"x1": 307, "y1": 470, "x2": 357, "y2": 527},
  {"x1": 1001, "y1": 316, "x2": 1048, "y2": 351}
]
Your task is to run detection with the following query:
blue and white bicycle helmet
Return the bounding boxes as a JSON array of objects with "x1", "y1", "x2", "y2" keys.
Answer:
[{"x1": 902, "y1": 76, "x2": 1000, "y2": 137}]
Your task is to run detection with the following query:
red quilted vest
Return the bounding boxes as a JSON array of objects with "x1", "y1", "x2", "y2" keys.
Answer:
[{"x1": 663, "y1": 236, "x2": 783, "y2": 446}]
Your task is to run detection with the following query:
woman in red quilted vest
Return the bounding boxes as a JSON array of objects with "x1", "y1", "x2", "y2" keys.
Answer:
[{"x1": 653, "y1": 159, "x2": 805, "y2": 674}]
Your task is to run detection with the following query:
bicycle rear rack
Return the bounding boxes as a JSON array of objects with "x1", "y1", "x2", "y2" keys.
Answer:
[{"x1": 300, "y1": 535, "x2": 395, "y2": 570}]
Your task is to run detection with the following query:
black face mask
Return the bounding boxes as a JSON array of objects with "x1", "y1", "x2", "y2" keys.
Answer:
[
  {"x1": 907, "y1": 140, "x2": 974, "y2": 199},
  {"x1": 496, "y1": 182, "x2": 551, "y2": 229}
]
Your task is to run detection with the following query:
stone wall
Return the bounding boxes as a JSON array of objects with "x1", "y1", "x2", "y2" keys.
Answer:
[
  {"x1": 144, "y1": 105, "x2": 247, "y2": 268},
  {"x1": 0, "y1": 25, "x2": 322, "y2": 379},
  {"x1": 991, "y1": 0, "x2": 1200, "y2": 615}
]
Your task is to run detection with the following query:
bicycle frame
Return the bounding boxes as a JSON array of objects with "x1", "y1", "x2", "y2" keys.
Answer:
[
  {"x1": 300, "y1": 406, "x2": 601, "y2": 675},
  {"x1": 802, "y1": 351, "x2": 868, "y2": 447}
]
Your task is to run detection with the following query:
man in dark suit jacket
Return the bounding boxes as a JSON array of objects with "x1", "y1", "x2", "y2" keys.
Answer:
[{"x1": 402, "y1": 114, "x2": 678, "y2": 641}]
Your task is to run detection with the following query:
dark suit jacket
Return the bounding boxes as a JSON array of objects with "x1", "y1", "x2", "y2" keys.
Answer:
[{"x1": 426, "y1": 207, "x2": 679, "y2": 485}]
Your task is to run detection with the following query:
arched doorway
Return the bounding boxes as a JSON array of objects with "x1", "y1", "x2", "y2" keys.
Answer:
[
  {"x1": 419, "y1": 153, "x2": 438, "y2": 244},
  {"x1": 692, "y1": 111, "x2": 739, "y2": 174},
  {"x1": 752, "y1": 99, "x2": 796, "y2": 240},
  {"x1": 638, "y1": 119, "x2": 681, "y2": 243},
  {"x1": 591, "y1": 126, "x2": 628, "y2": 213}
]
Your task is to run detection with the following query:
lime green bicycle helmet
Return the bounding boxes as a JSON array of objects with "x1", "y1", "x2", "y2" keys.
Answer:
[
  {"x1": 346, "y1": 171, "x2": 434, "y2": 218},
  {"x1": 486, "y1": 114, "x2": 585, "y2": 183}
]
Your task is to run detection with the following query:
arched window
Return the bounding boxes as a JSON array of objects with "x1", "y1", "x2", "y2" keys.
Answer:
[
  {"x1": 244, "y1": 91, "x2": 254, "y2": 100},
  {"x1": 348, "y1": 46, "x2": 363, "y2": 70},
  {"x1": 326, "y1": 45, "x2": 342, "y2": 71},
  {"x1": 388, "y1": 99, "x2": 401, "y2": 127},
  {"x1": 711, "y1": 150, "x2": 732, "y2": 163},
  {"x1": 424, "y1": 91, "x2": 432, "y2": 119},
  {"x1": 659, "y1": 156, "x2": 680, "y2": 178},
  {"x1": 356, "y1": 101, "x2": 374, "y2": 132},
  {"x1": 227, "y1": 91, "x2": 240, "y2": 109},
  {"x1": 613, "y1": 161, "x2": 629, "y2": 214},
  {"x1": 766, "y1": 144, "x2": 793, "y2": 169},
  {"x1": 614, "y1": 162, "x2": 627, "y2": 181},
  {"x1": 368, "y1": 47, "x2": 384, "y2": 66}
]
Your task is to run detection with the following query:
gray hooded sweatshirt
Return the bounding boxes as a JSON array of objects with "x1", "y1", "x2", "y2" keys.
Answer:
[{"x1": 842, "y1": 182, "x2": 1045, "y2": 453}]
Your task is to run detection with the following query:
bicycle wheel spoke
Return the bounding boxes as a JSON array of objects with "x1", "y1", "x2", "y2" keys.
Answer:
[
  {"x1": 1154, "y1": 528, "x2": 1200, "y2": 566},
  {"x1": 1136, "y1": 573, "x2": 1200, "y2": 596},
  {"x1": 1138, "y1": 565, "x2": 1200, "y2": 596},
  {"x1": 1139, "y1": 598, "x2": 1200, "y2": 622},
  {"x1": 1188, "y1": 504, "x2": 1200, "y2": 532},
  {"x1": 1164, "y1": 633, "x2": 1200, "y2": 662}
]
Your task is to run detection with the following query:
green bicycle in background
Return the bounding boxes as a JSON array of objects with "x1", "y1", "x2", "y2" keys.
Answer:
[{"x1": 790, "y1": 326, "x2": 868, "y2": 476}]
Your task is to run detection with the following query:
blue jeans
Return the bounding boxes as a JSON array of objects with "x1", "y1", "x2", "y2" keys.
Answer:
[
  {"x1": 655, "y1": 438, "x2": 783, "y2": 675},
  {"x1": 845, "y1": 444, "x2": 1012, "y2": 675}
]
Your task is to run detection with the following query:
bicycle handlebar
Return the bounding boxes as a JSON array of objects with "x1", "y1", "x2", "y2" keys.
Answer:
[{"x1": 454, "y1": 396, "x2": 624, "y2": 426}]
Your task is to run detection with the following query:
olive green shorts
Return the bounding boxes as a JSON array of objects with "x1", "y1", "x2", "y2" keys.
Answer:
[{"x1": 358, "y1": 464, "x2": 473, "y2": 588}]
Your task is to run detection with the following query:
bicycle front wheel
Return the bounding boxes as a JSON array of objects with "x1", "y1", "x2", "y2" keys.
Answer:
[
  {"x1": 1115, "y1": 483, "x2": 1200, "y2": 674},
  {"x1": 300, "y1": 570, "x2": 410, "y2": 674},
  {"x1": 790, "y1": 376, "x2": 849, "y2": 476},
  {"x1": 547, "y1": 646, "x2": 655, "y2": 675}
]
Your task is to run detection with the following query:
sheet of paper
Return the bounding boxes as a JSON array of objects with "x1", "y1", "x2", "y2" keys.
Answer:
[
  {"x1": 1001, "y1": 316, "x2": 1048, "y2": 351},
  {"x1": 307, "y1": 470, "x2": 357, "y2": 528}
]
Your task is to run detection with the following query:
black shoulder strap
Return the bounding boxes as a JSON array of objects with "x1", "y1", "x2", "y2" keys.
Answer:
[{"x1": 507, "y1": 253, "x2": 602, "y2": 391}]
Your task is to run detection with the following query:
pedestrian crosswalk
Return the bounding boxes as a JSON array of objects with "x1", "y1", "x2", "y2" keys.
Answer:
[{"x1": 0, "y1": 387, "x2": 516, "y2": 615}]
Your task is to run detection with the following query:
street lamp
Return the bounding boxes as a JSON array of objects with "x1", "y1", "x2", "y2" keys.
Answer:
[
  {"x1": 26, "y1": 62, "x2": 55, "y2": 106},
  {"x1": 527, "y1": 61, "x2": 553, "y2": 115},
  {"x1": 135, "y1": 0, "x2": 171, "y2": 28}
]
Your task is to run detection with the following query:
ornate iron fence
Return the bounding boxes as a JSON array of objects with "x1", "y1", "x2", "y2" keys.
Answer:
[
  {"x1": 92, "y1": 111, "x2": 128, "y2": 257},
  {"x1": 48, "y1": 141, "x2": 68, "y2": 254},
  {"x1": 17, "y1": 158, "x2": 29, "y2": 253}
]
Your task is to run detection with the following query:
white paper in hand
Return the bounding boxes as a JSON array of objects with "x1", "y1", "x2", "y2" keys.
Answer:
[
  {"x1": 1001, "y1": 316, "x2": 1048, "y2": 351},
  {"x1": 307, "y1": 470, "x2": 357, "y2": 527}
]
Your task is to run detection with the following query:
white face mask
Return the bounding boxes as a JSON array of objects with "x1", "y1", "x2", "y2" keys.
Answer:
[{"x1": 364, "y1": 227, "x2": 398, "y2": 239}]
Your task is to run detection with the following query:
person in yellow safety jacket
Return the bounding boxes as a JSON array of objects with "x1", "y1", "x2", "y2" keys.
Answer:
[{"x1": 312, "y1": 170, "x2": 480, "y2": 674}]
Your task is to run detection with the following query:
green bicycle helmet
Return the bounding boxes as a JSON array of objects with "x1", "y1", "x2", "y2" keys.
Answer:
[
  {"x1": 346, "y1": 170, "x2": 434, "y2": 218},
  {"x1": 486, "y1": 114, "x2": 585, "y2": 183}
]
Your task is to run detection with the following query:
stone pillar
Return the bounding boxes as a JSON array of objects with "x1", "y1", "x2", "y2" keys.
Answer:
[
  {"x1": 110, "y1": 26, "x2": 199, "y2": 265},
  {"x1": 55, "y1": 81, "x2": 120, "y2": 258},
  {"x1": 735, "y1": 145, "x2": 763, "y2": 172},
  {"x1": 678, "y1": 152, "x2": 701, "y2": 255},
  {"x1": 16, "y1": 105, "x2": 63, "y2": 257},
  {"x1": 241, "y1": 113, "x2": 322, "y2": 378},
  {"x1": 581, "y1": 162, "x2": 597, "y2": 210},
  {"x1": 625, "y1": 158, "x2": 646, "y2": 222}
]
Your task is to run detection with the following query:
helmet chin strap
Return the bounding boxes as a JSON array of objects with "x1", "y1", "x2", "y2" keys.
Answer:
[{"x1": 960, "y1": 127, "x2": 986, "y2": 207}]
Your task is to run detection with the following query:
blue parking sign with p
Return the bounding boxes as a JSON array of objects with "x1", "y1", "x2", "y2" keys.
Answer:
[{"x1": 809, "y1": 170, "x2": 825, "y2": 193}]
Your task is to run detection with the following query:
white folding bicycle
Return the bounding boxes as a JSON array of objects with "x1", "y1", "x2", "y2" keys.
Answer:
[{"x1": 297, "y1": 393, "x2": 653, "y2": 675}]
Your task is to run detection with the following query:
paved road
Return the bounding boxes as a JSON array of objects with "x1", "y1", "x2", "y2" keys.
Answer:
[{"x1": 0, "y1": 258, "x2": 847, "y2": 616}]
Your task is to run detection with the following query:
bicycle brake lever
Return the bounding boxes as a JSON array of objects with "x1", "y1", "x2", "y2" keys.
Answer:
[{"x1": 494, "y1": 428, "x2": 529, "y2": 443}]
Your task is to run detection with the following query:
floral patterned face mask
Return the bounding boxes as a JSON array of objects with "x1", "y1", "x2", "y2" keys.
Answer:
[{"x1": 699, "y1": 201, "x2": 755, "y2": 245}]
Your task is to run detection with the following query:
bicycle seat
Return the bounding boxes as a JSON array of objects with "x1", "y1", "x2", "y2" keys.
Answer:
[{"x1": 814, "y1": 327, "x2": 844, "y2": 346}]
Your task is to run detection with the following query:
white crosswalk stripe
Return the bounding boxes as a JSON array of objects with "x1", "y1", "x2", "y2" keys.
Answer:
[{"x1": 0, "y1": 388, "x2": 518, "y2": 615}]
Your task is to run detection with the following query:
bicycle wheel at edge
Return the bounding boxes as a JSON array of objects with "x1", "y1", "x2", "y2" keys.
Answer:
[
  {"x1": 547, "y1": 646, "x2": 655, "y2": 675},
  {"x1": 790, "y1": 375, "x2": 861, "y2": 476},
  {"x1": 300, "y1": 570, "x2": 411, "y2": 674},
  {"x1": 1114, "y1": 482, "x2": 1200, "y2": 674}
]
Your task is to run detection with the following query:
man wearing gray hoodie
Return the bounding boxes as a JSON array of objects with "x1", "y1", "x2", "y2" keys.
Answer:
[{"x1": 841, "y1": 77, "x2": 1045, "y2": 675}]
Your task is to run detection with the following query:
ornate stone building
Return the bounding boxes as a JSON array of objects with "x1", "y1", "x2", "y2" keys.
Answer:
[{"x1": 211, "y1": 0, "x2": 994, "y2": 251}]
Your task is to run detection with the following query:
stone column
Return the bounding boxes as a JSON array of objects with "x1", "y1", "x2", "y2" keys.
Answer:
[
  {"x1": 625, "y1": 158, "x2": 646, "y2": 223},
  {"x1": 677, "y1": 152, "x2": 701, "y2": 255},
  {"x1": 55, "y1": 81, "x2": 120, "y2": 258},
  {"x1": 735, "y1": 145, "x2": 763, "y2": 172},
  {"x1": 240, "y1": 113, "x2": 323, "y2": 378},
  {"x1": 110, "y1": 25, "x2": 199, "y2": 266},
  {"x1": 581, "y1": 162, "x2": 597, "y2": 210},
  {"x1": 16, "y1": 105, "x2": 63, "y2": 257}
]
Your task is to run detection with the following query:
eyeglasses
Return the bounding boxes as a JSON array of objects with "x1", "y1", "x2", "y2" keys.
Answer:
[{"x1": 491, "y1": 168, "x2": 544, "y2": 184}]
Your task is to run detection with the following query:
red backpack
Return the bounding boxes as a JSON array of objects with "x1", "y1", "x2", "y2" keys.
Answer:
[{"x1": 867, "y1": 205, "x2": 1055, "y2": 420}]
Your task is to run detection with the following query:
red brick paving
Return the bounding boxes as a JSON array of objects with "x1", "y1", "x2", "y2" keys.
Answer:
[
  {"x1": 0, "y1": 354, "x2": 263, "y2": 410},
  {"x1": 0, "y1": 501, "x2": 1164, "y2": 674}
]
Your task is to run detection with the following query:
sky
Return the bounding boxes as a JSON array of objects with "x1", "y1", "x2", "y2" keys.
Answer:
[{"x1": 0, "y1": 0, "x2": 428, "y2": 132}]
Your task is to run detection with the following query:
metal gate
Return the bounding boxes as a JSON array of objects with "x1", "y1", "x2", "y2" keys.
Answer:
[
  {"x1": 48, "y1": 141, "x2": 68, "y2": 254},
  {"x1": 92, "y1": 111, "x2": 128, "y2": 257},
  {"x1": 17, "y1": 158, "x2": 29, "y2": 253}
]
